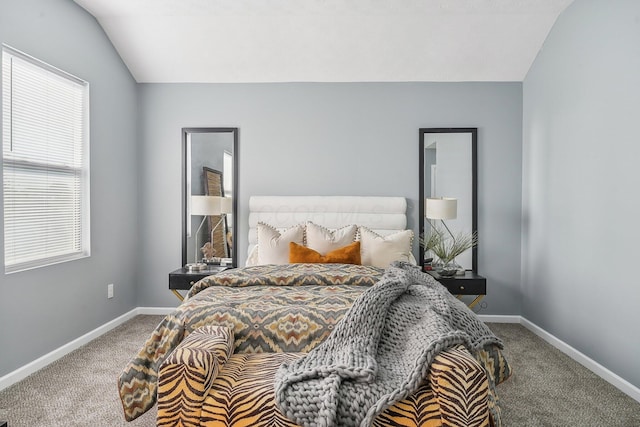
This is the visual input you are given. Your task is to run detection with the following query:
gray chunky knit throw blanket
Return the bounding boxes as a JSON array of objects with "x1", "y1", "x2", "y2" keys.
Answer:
[{"x1": 274, "y1": 262, "x2": 503, "y2": 427}]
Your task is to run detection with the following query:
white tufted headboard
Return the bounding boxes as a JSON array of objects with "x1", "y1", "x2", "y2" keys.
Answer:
[{"x1": 247, "y1": 196, "x2": 410, "y2": 261}]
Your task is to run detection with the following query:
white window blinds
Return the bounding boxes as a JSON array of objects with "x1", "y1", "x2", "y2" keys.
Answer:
[{"x1": 2, "y1": 46, "x2": 90, "y2": 273}]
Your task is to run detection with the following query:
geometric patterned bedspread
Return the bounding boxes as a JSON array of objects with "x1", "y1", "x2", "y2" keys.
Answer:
[
  {"x1": 118, "y1": 263, "x2": 384, "y2": 421},
  {"x1": 187, "y1": 263, "x2": 384, "y2": 296},
  {"x1": 118, "y1": 263, "x2": 511, "y2": 422}
]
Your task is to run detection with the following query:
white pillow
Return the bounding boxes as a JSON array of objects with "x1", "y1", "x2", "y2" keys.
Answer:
[
  {"x1": 305, "y1": 223, "x2": 357, "y2": 255},
  {"x1": 245, "y1": 245, "x2": 259, "y2": 266},
  {"x1": 256, "y1": 222, "x2": 304, "y2": 265},
  {"x1": 359, "y1": 227, "x2": 414, "y2": 268}
]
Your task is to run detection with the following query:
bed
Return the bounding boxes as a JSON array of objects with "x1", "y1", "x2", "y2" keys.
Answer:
[{"x1": 118, "y1": 196, "x2": 511, "y2": 426}]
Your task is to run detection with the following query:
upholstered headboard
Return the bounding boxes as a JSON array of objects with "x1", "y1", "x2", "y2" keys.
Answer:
[{"x1": 247, "y1": 195, "x2": 409, "y2": 260}]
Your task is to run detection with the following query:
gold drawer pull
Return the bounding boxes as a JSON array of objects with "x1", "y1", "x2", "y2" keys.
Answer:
[{"x1": 460, "y1": 286, "x2": 465, "y2": 290}]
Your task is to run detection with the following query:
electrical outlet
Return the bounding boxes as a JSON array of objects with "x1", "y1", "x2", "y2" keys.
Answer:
[{"x1": 107, "y1": 283, "x2": 114, "y2": 299}]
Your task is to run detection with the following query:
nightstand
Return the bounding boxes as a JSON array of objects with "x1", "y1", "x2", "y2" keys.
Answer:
[
  {"x1": 426, "y1": 270, "x2": 486, "y2": 309},
  {"x1": 169, "y1": 266, "x2": 232, "y2": 301}
]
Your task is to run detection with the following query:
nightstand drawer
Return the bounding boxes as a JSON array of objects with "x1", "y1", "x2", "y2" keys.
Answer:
[
  {"x1": 426, "y1": 270, "x2": 487, "y2": 296},
  {"x1": 169, "y1": 273, "x2": 202, "y2": 290},
  {"x1": 169, "y1": 266, "x2": 231, "y2": 290},
  {"x1": 440, "y1": 280, "x2": 486, "y2": 295}
]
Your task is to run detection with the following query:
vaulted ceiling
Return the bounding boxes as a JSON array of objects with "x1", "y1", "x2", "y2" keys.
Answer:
[{"x1": 73, "y1": 0, "x2": 574, "y2": 83}]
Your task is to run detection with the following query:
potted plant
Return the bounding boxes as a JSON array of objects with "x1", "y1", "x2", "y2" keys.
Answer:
[{"x1": 421, "y1": 228, "x2": 477, "y2": 276}]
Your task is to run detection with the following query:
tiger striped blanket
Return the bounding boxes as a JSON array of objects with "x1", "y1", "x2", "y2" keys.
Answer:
[{"x1": 275, "y1": 262, "x2": 503, "y2": 427}]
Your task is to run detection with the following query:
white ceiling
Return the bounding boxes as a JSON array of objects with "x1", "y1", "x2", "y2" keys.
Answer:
[{"x1": 73, "y1": 0, "x2": 574, "y2": 83}]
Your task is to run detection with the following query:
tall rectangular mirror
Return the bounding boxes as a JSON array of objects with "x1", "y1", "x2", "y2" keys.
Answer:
[
  {"x1": 182, "y1": 128, "x2": 238, "y2": 267},
  {"x1": 419, "y1": 128, "x2": 478, "y2": 272}
]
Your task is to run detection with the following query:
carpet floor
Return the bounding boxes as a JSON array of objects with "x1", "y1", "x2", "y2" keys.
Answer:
[{"x1": 0, "y1": 315, "x2": 638, "y2": 426}]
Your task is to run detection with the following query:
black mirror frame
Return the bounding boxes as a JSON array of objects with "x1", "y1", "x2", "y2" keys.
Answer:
[
  {"x1": 419, "y1": 127, "x2": 478, "y2": 273},
  {"x1": 181, "y1": 127, "x2": 239, "y2": 267}
]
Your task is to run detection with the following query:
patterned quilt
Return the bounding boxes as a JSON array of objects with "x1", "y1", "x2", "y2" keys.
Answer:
[{"x1": 118, "y1": 263, "x2": 384, "y2": 421}]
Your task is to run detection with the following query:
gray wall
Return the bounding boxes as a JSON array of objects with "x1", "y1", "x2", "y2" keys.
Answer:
[
  {"x1": 137, "y1": 82, "x2": 523, "y2": 314},
  {"x1": 0, "y1": 0, "x2": 139, "y2": 376},
  {"x1": 522, "y1": 0, "x2": 640, "y2": 388}
]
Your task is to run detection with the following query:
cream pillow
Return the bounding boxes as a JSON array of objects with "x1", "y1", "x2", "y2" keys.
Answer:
[
  {"x1": 305, "y1": 223, "x2": 357, "y2": 255},
  {"x1": 359, "y1": 227, "x2": 414, "y2": 268},
  {"x1": 256, "y1": 222, "x2": 305, "y2": 265}
]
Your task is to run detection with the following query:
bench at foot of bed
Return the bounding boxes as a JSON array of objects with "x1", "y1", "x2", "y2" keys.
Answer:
[
  {"x1": 156, "y1": 326, "x2": 496, "y2": 427},
  {"x1": 156, "y1": 325, "x2": 234, "y2": 426}
]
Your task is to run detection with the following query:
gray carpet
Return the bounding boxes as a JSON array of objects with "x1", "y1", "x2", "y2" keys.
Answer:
[{"x1": 0, "y1": 315, "x2": 638, "y2": 426}]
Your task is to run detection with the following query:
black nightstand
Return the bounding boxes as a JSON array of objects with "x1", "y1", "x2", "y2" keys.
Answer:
[
  {"x1": 426, "y1": 270, "x2": 486, "y2": 309},
  {"x1": 169, "y1": 266, "x2": 232, "y2": 301}
]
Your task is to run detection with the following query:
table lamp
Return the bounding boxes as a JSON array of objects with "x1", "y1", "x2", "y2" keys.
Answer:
[
  {"x1": 190, "y1": 196, "x2": 232, "y2": 265},
  {"x1": 425, "y1": 197, "x2": 457, "y2": 240}
]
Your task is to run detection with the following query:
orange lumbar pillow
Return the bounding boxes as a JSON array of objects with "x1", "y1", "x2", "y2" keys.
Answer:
[{"x1": 289, "y1": 241, "x2": 361, "y2": 265}]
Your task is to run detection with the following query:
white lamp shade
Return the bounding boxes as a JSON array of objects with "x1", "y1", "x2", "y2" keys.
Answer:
[
  {"x1": 425, "y1": 197, "x2": 457, "y2": 220},
  {"x1": 191, "y1": 196, "x2": 221, "y2": 216},
  {"x1": 220, "y1": 196, "x2": 233, "y2": 214},
  {"x1": 191, "y1": 196, "x2": 233, "y2": 216}
]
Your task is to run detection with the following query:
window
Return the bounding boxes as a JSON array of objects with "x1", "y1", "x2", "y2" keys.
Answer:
[{"x1": 2, "y1": 46, "x2": 90, "y2": 273}]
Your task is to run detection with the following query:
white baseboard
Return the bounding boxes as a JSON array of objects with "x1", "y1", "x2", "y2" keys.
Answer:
[
  {"x1": 520, "y1": 317, "x2": 640, "y2": 404},
  {"x1": 0, "y1": 307, "x2": 176, "y2": 392},
  {"x1": 479, "y1": 314, "x2": 521, "y2": 323},
  {"x1": 473, "y1": 314, "x2": 640, "y2": 404},
  {"x1": 137, "y1": 307, "x2": 175, "y2": 315},
  {"x1": 0, "y1": 308, "x2": 140, "y2": 391},
  {"x1": 2, "y1": 308, "x2": 639, "y2": 406}
]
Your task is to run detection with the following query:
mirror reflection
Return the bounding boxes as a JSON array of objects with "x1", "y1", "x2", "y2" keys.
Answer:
[
  {"x1": 182, "y1": 128, "x2": 238, "y2": 267},
  {"x1": 419, "y1": 128, "x2": 477, "y2": 272}
]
